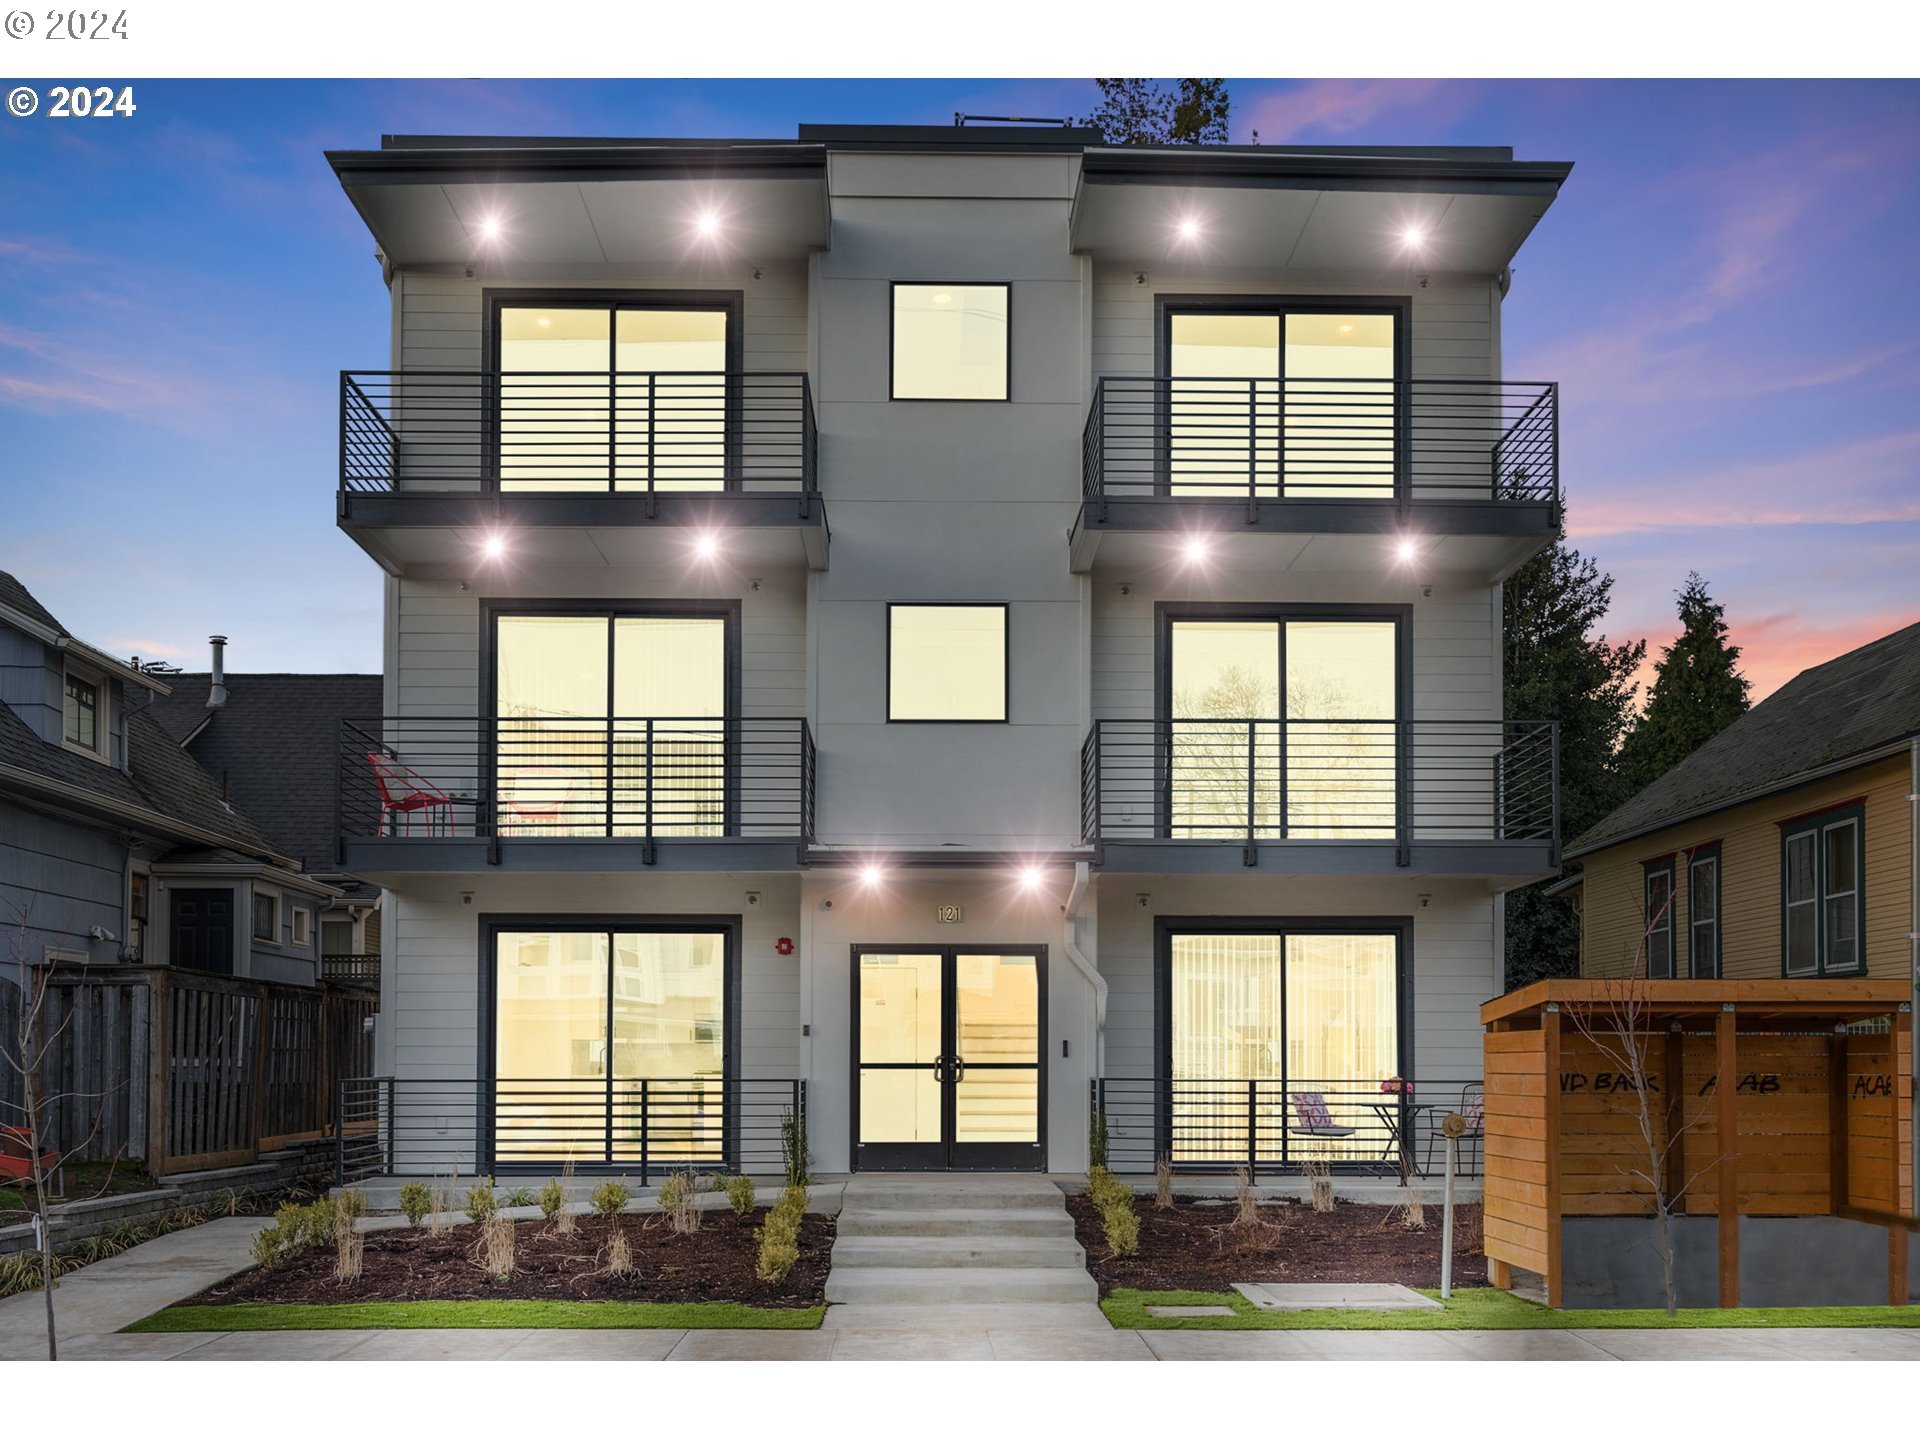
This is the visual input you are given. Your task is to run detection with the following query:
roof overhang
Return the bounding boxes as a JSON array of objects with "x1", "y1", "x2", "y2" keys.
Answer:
[
  {"x1": 326, "y1": 140, "x2": 829, "y2": 270},
  {"x1": 1483, "y1": 978, "x2": 1912, "y2": 1027},
  {"x1": 0, "y1": 603, "x2": 171, "y2": 694},
  {"x1": 0, "y1": 761, "x2": 295, "y2": 868},
  {"x1": 1070, "y1": 147, "x2": 1572, "y2": 272}
]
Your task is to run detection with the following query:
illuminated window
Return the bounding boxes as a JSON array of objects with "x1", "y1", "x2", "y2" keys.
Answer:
[
  {"x1": 888, "y1": 604, "x2": 1008, "y2": 722},
  {"x1": 892, "y1": 284, "x2": 1009, "y2": 400}
]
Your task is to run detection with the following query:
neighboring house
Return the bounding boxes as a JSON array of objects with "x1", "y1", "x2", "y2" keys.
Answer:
[
  {"x1": 143, "y1": 649, "x2": 384, "y2": 987},
  {"x1": 1562, "y1": 620, "x2": 1920, "y2": 983},
  {"x1": 327, "y1": 124, "x2": 1570, "y2": 1176},
  {"x1": 0, "y1": 571, "x2": 338, "y2": 985}
]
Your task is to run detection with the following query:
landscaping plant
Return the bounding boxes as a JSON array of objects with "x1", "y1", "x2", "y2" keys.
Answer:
[
  {"x1": 552, "y1": 1158, "x2": 579, "y2": 1234},
  {"x1": 464, "y1": 1178, "x2": 498, "y2": 1226},
  {"x1": 780, "y1": 1107, "x2": 810, "y2": 1186},
  {"x1": 603, "y1": 1224, "x2": 633, "y2": 1276},
  {"x1": 1300, "y1": 1157, "x2": 1335, "y2": 1213},
  {"x1": 537, "y1": 1176, "x2": 567, "y2": 1224},
  {"x1": 755, "y1": 1183, "x2": 808, "y2": 1283},
  {"x1": 481, "y1": 1214, "x2": 515, "y2": 1281},
  {"x1": 1154, "y1": 1153, "x2": 1174, "y2": 1209},
  {"x1": 397, "y1": 1182, "x2": 433, "y2": 1228},
  {"x1": 503, "y1": 1187, "x2": 537, "y2": 1209},
  {"x1": 1101, "y1": 1199, "x2": 1140, "y2": 1257},
  {"x1": 658, "y1": 1168, "x2": 702, "y2": 1235},
  {"x1": 1089, "y1": 1105, "x2": 1109, "y2": 1170},
  {"x1": 590, "y1": 1179, "x2": 630, "y2": 1225},
  {"x1": 1232, "y1": 1167, "x2": 1259, "y2": 1228},
  {"x1": 725, "y1": 1173, "x2": 756, "y2": 1217}
]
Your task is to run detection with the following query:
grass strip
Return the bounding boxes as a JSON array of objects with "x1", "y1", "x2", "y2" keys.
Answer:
[
  {"x1": 1103, "y1": 1287, "x2": 1920, "y2": 1331},
  {"x1": 126, "y1": 1299, "x2": 825, "y2": 1333}
]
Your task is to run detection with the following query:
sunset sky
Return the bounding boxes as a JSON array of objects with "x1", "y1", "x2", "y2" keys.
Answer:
[{"x1": 3, "y1": 79, "x2": 1916, "y2": 700}]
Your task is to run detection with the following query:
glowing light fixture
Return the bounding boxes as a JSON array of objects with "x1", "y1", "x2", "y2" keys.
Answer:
[
  {"x1": 477, "y1": 215, "x2": 503, "y2": 243},
  {"x1": 692, "y1": 531, "x2": 722, "y2": 561},
  {"x1": 481, "y1": 533, "x2": 508, "y2": 561},
  {"x1": 859, "y1": 864, "x2": 885, "y2": 888},
  {"x1": 535, "y1": 316, "x2": 552, "y2": 328},
  {"x1": 695, "y1": 210, "x2": 722, "y2": 239},
  {"x1": 1183, "y1": 536, "x2": 1211, "y2": 565},
  {"x1": 1400, "y1": 224, "x2": 1428, "y2": 251},
  {"x1": 1395, "y1": 536, "x2": 1418, "y2": 564},
  {"x1": 1177, "y1": 216, "x2": 1202, "y2": 243},
  {"x1": 1018, "y1": 865, "x2": 1045, "y2": 892}
]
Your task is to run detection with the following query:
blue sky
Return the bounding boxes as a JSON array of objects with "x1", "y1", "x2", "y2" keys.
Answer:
[{"x1": 3, "y1": 78, "x2": 1917, "y2": 698}]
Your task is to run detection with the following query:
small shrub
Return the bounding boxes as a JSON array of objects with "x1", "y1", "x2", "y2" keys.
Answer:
[
  {"x1": 334, "y1": 1188, "x2": 367, "y2": 1235},
  {"x1": 604, "y1": 1224, "x2": 633, "y2": 1276},
  {"x1": 773, "y1": 1183, "x2": 808, "y2": 1225},
  {"x1": 481, "y1": 1214, "x2": 515, "y2": 1280},
  {"x1": 658, "y1": 1168, "x2": 701, "y2": 1235},
  {"x1": 249, "y1": 1223, "x2": 285, "y2": 1270},
  {"x1": 334, "y1": 1228, "x2": 364, "y2": 1284},
  {"x1": 1232, "y1": 1167, "x2": 1259, "y2": 1228},
  {"x1": 1300, "y1": 1158, "x2": 1335, "y2": 1214},
  {"x1": 755, "y1": 1205, "x2": 800, "y2": 1283},
  {"x1": 398, "y1": 1182, "x2": 433, "y2": 1228},
  {"x1": 780, "y1": 1107, "x2": 810, "y2": 1186},
  {"x1": 590, "y1": 1179, "x2": 630, "y2": 1223},
  {"x1": 502, "y1": 1187, "x2": 537, "y2": 1209},
  {"x1": 537, "y1": 1177, "x2": 566, "y2": 1222},
  {"x1": 1154, "y1": 1153, "x2": 1174, "y2": 1209},
  {"x1": 1394, "y1": 1188, "x2": 1427, "y2": 1231},
  {"x1": 1087, "y1": 1165, "x2": 1133, "y2": 1210},
  {"x1": 724, "y1": 1174, "x2": 756, "y2": 1216},
  {"x1": 464, "y1": 1178, "x2": 497, "y2": 1226},
  {"x1": 1101, "y1": 1201, "x2": 1140, "y2": 1257},
  {"x1": 1089, "y1": 1106, "x2": 1109, "y2": 1170}
]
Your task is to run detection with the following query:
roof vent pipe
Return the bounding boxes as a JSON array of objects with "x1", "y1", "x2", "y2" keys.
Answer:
[{"x1": 206, "y1": 635, "x2": 228, "y2": 710}]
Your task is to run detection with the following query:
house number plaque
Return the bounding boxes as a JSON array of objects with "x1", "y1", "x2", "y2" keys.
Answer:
[{"x1": 934, "y1": 904, "x2": 964, "y2": 924}]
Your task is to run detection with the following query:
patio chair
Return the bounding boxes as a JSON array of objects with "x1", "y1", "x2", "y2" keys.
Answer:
[
  {"x1": 0, "y1": 1124, "x2": 62, "y2": 1198},
  {"x1": 1288, "y1": 1089, "x2": 1357, "y2": 1140},
  {"x1": 367, "y1": 750, "x2": 459, "y2": 837},
  {"x1": 500, "y1": 765, "x2": 573, "y2": 834},
  {"x1": 1424, "y1": 1081, "x2": 1485, "y2": 1175}
]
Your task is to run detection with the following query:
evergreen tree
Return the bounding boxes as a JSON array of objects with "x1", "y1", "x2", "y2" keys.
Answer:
[
  {"x1": 1503, "y1": 539, "x2": 1646, "y2": 988},
  {"x1": 1080, "y1": 79, "x2": 1229, "y2": 145},
  {"x1": 1617, "y1": 572, "x2": 1751, "y2": 793}
]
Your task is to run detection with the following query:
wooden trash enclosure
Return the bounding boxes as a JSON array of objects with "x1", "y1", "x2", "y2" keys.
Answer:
[{"x1": 1482, "y1": 980, "x2": 1913, "y2": 1308}]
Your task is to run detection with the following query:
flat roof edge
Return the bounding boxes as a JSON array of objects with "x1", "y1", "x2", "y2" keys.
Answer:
[{"x1": 327, "y1": 143, "x2": 828, "y2": 186}]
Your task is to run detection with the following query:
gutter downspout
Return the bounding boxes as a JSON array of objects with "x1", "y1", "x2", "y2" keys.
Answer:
[{"x1": 1063, "y1": 861, "x2": 1106, "y2": 1077}]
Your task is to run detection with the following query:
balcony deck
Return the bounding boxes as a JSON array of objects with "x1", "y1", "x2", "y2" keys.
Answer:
[
  {"x1": 1071, "y1": 375, "x2": 1558, "y2": 578},
  {"x1": 337, "y1": 369, "x2": 829, "y2": 577}
]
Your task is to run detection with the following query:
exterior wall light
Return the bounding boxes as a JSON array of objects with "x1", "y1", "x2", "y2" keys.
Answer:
[{"x1": 859, "y1": 864, "x2": 885, "y2": 888}]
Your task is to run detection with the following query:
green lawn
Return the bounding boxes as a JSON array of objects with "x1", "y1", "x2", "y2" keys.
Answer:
[
  {"x1": 126, "y1": 1300, "x2": 825, "y2": 1333},
  {"x1": 1103, "y1": 1287, "x2": 1920, "y2": 1332}
]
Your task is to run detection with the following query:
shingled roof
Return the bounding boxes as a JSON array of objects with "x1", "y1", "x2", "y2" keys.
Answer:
[
  {"x1": 1566, "y1": 619, "x2": 1920, "y2": 858},
  {"x1": 144, "y1": 673, "x2": 382, "y2": 873}
]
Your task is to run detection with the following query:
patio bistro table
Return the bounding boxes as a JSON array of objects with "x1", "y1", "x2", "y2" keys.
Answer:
[{"x1": 1365, "y1": 1099, "x2": 1434, "y2": 1182}]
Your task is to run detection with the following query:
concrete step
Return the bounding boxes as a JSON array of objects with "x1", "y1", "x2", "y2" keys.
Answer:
[
  {"x1": 825, "y1": 1265, "x2": 1099, "y2": 1305},
  {"x1": 830, "y1": 1235, "x2": 1086, "y2": 1270},
  {"x1": 836, "y1": 1206, "x2": 1075, "y2": 1238}
]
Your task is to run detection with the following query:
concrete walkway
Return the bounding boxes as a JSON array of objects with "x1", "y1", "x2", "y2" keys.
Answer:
[{"x1": 4, "y1": 1216, "x2": 1919, "y2": 1360}]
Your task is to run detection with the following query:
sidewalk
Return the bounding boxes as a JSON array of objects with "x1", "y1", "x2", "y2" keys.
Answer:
[{"x1": 4, "y1": 1219, "x2": 1918, "y2": 1361}]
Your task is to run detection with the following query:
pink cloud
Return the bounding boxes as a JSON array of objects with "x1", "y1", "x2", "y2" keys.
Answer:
[
  {"x1": 0, "y1": 237, "x2": 91, "y2": 266},
  {"x1": 1239, "y1": 80, "x2": 1473, "y2": 143},
  {"x1": 0, "y1": 321, "x2": 207, "y2": 420},
  {"x1": 1621, "y1": 607, "x2": 1918, "y2": 707}
]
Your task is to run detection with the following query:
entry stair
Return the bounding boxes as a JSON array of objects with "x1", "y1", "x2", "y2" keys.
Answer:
[{"x1": 825, "y1": 1174, "x2": 1097, "y2": 1305}]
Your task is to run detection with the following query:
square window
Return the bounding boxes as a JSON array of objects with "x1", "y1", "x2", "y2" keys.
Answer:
[
  {"x1": 290, "y1": 907, "x2": 312, "y2": 948},
  {"x1": 64, "y1": 672, "x2": 99, "y2": 750},
  {"x1": 887, "y1": 605, "x2": 1008, "y2": 722},
  {"x1": 892, "y1": 284, "x2": 1009, "y2": 400}
]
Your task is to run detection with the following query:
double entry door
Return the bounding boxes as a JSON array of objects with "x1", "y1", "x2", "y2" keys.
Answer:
[{"x1": 853, "y1": 947, "x2": 1046, "y2": 1171}]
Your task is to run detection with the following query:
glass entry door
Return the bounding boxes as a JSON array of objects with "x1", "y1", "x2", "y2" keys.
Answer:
[{"x1": 853, "y1": 947, "x2": 1045, "y2": 1171}]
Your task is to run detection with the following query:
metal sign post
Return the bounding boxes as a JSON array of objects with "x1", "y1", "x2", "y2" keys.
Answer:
[{"x1": 1439, "y1": 1110, "x2": 1467, "y2": 1301}]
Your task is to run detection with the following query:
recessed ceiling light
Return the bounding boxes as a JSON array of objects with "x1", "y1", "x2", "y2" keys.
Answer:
[
  {"x1": 1183, "y1": 537, "x2": 1211, "y2": 564},
  {"x1": 535, "y1": 316, "x2": 551, "y2": 328},
  {"x1": 1338, "y1": 323, "x2": 1354, "y2": 334},
  {"x1": 481, "y1": 533, "x2": 508, "y2": 560},
  {"x1": 478, "y1": 216, "x2": 502, "y2": 242},
  {"x1": 695, "y1": 211, "x2": 721, "y2": 239},
  {"x1": 693, "y1": 532, "x2": 721, "y2": 561},
  {"x1": 932, "y1": 292, "x2": 953, "y2": 305},
  {"x1": 859, "y1": 864, "x2": 885, "y2": 888},
  {"x1": 1177, "y1": 217, "x2": 1202, "y2": 243},
  {"x1": 1395, "y1": 537, "x2": 1418, "y2": 564},
  {"x1": 1018, "y1": 866, "x2": 1045, "y2": 891},
  {"x1": 1400, "y1": 225, "x2": 1428, "y2": 250}
]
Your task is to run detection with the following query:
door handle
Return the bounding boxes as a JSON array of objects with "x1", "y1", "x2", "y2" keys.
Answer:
[
  {"x1": 932, "y1": 1056, "x2": 950, "y2": 1084},
  {"x1": 950, "y1": 1056, "x2": 967, "y2": 1084}
]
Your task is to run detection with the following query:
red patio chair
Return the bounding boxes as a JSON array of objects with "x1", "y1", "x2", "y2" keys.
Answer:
[
  {"x1": 367, "y1": 750, "x2": 459, "y2": 837},
  {"x1": 0, "y1": 1125, "x2": 62, "y2": 1198}
]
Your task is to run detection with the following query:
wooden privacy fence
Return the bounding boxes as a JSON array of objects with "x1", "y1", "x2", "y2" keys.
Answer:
[
  {"x1": 1481, "y1": 980, "x2": 1913, "y2": 1308},
  {"x1": 0, "y1": 967, "x2": 376, "y2": 1178}
]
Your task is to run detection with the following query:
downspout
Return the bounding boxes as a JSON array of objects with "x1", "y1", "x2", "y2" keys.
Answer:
[{"x1": 1063, "y1": 861, "x2": 1106, "y2": 1076}]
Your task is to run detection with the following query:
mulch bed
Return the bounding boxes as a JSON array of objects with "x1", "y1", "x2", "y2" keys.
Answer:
[
  {"x1": 187, "y1": 1210, "x2": 835, "y2": 1309},
  {"x1": 1069, "y1": 1194, "x2": 1484, "y2": 1294}
]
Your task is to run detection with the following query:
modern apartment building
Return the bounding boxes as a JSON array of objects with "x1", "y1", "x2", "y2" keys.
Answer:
[{"x1": 327, "y1": 124, "x2": 1568, "y2": 1179}]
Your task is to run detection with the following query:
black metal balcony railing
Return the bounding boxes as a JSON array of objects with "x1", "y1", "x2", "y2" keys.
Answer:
[
  {"x1": 337, "y1": 716, "x2": 815, "y2": 845},
  {"x1": 336, "y1": 1076, "x2": 805, "y2": 1182},
  {"x1": 1094, "y1": 1077, "x2": 1484, "y2": 1179},
  {"x1": 340, "y1": 370, "x2": 818, "y2": 496},
  {"x1": 1082, "y1": 375, "x2": 1557, "y2": 509},
  {"x1": 1080, "y1": 718, "x2": 1557, "y2": 848}
]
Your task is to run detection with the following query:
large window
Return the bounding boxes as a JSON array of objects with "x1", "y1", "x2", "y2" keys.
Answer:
[
  {"x1": 493, "y1": 608, "x2": 730, "y2": 836},
  {"x1": 1165, "y1": 611, "x2": 1398, "y2": 839},
  {"x1": 1164, "y1": 926, "x2": 1401, "y2": 1165},
  {"x1": 891, "y1": 283, "x2": 1009, "y2": 400},
  {"x1": 887, "y1": 604, "x2": 1008, "y2": 722},
  {"x1": 1783, "y1": 807, "x2": 1864, "y2": 976},
  {"x1": 1643, "y1": 859, "x2": 1674, "y2": 979},
  {"x1": 1166, "y1": 303, "x2": 1399, "y2": 498},
  {"x1": 493, "y1": 925, "x2": 729, "y2": 1165},
  {"x1": 495, "y1": 297, "x2": 733, "y2": 491},
  {"x1": 1688, "y1": 846, "x2": 1721, "y2": 979}
]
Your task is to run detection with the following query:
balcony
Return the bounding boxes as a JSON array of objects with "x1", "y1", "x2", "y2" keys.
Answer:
[
  {"x1": 1081, "y1": 717, "x2": 1557, "y2": 879},
  {"x1": 335, "y1": 715, "x2": 814, "y2": 873},
  {"x1": 337, "y1": 370, "x2": 828, "y2": 577},
  {"x1": 1070, "y1": 376, "x2": 1558, "y2": 577}
]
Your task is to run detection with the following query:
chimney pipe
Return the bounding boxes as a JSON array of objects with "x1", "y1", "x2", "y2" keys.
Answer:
[{"x1": 207, "y1": 635, "x2": 228, "y2": 710}]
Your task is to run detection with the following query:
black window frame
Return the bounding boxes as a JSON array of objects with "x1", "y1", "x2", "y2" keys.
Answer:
[
  {"x1": 1687, "y1": 844, "x2": 1722, "y2": 979},
  {"x1": 888, "y1": 281, "x2": 1012, "y2": 402},
  {"x1": 63, "y1": 670, "x2": 99, "y2": 751},
  {"x1": 1642, "y1": 857, "x2": 1675, "y2": 979},
  {"x1": 477, "y1": 913, "x2": 743, "y2": 1173},
  {"x1": 252, "y1": 889, "x2": 280, "y2": 945},
  {"x1": 1780, "y1": 804, "x2": 1866, "y2": 977},
  {"x1": 884, "y1": 601, "x2": 1011, "y2": 724}
]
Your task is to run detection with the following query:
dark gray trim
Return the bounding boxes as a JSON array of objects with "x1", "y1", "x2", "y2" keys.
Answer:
[
  {"x1": 888, "y1": 282, "x2": 1012, "y2": 403},
  {"x1": 1154, "y1": 293, "x2": 1412, "y2": 383},
  {"x1": 328, "y1": 144, "x2": 826, "y2": 186},
  {"x1": 1154, "y1": 601, "x2": 1413, "y2": 728},
  {"x1": 885, "y1": 602, "x2": 1011, "y2": 724},
  {"x1": 481, "y1": 288, "x2": 745, "y2": 377},
  {"x1": 477, "y1": 913, "x2": 741, "y2": 1172},
  {"x1": 342, "y1": 836, "x2": 807, "y2": 875},
  {"x1": 1092, "y1": 838, "x2": 1557, "y2": 879},
  {"x1": 1081, "y1": 148, "x2": 1573, "y2": 197}
]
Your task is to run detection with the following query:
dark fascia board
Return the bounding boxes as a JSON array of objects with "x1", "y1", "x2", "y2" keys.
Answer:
[
  {"x1": 326, "y1": 141, "x2": 827, "y2": 187},
  {"x1": 1080, "y1": 147, "x2": 1574, "y2": 197},
  {"x1": 797, "y1": 123, "x2": 1101, "y2": 151},
  {"x1": 1560, "y1": 736, "x2": 1918, "y2": 862}
]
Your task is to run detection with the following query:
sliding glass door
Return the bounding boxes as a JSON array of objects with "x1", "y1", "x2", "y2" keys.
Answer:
[
  {"x1": 497, "y1": 300, "x2": 732, "y2": 491},
  {"x1": 494, "y1": 610, "x2": 729, "y2": 837},
  {"x1": 1166, "y1": 614, "x2": 1398, "y2": 840},
  {"x1": 1167, "y1": 305, "x2": 1399, "y2": 499},
  {"x1": 1164, "y1": 927, "x2": 1401, "y2": 1165},
  {"x1": 492, "y1": 925, "x2": 730, "y2": 1166}
]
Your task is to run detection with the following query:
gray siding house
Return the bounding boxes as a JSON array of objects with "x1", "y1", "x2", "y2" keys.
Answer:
[
  {"x1": 327, "y1": 125, "x2": 1568, "y2": 1178},
  {"x1": 0, "y1": 572, "x2": 336, "y2": 984}
]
